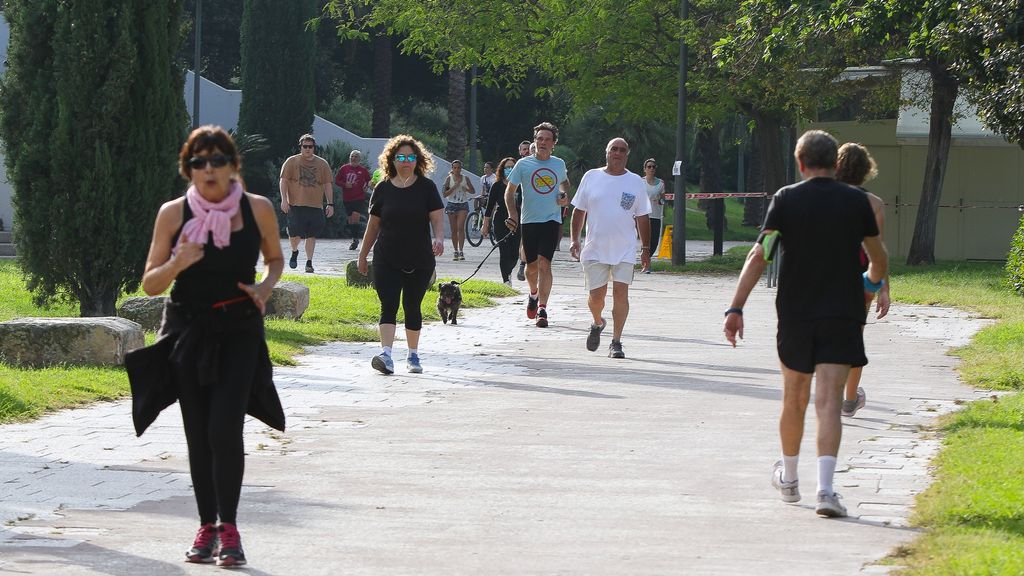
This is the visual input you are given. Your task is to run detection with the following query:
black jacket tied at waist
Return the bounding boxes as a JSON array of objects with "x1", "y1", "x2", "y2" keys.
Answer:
[{"x1": 126, "y1": 299, "x2": 286, "y2": 437}]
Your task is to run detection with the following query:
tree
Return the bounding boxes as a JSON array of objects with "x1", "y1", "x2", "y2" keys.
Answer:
[
  {"x1": 179, "y1": 0, "x2": 244, "y2": 88},
  {"x1": 0, "y1": 0, "x2": 186, "y2": 316},
  {"x1": 446, "y1": 67, "x2": 467, "y2": 161},
  {"x1": 237, "y1": 0, "x2": 317, "y2": 197},
  {"x1": 371, "y1": 29, "x2": 392, "y2": 137}
]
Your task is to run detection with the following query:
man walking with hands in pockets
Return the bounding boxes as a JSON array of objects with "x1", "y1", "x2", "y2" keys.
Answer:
[{"x1": 569, "y1": 137, "x2": 651, "y2": 358}]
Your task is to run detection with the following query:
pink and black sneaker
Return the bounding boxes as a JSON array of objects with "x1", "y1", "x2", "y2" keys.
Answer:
[
  {"x1": 185, "y1": 522, "x2": 217, "y2": 563},
  {"x1": 215, "y1": 522, "x2": 247, "y2": 567}
]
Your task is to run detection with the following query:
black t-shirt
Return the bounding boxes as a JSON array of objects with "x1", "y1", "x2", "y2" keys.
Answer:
[
  {"x1": 763, "y1": 177, "x2": 879, "y2": 323},
  {"x1": 369, "y1": 176, "x2": 444, "y2": 270}
]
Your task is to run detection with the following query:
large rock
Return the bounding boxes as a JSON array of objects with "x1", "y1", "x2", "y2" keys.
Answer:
[
  {"x1": 0, "y1": 317, "x2": 144, "y2": 368},
  {"x1": 266, "y1": 281, "x2": 309, "y2": 320},
  {"x1": 118, "y1": 296, "x2": 167, "y2": 331},
  {"x1": 346, "y1": 260, "x2": 374, "y2": 287}
]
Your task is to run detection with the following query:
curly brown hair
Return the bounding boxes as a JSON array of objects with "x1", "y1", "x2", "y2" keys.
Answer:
[
  {"x1": 835, "y1": 142, "x2": 878, "y2": 186},
  {"x1": 377, "y1": 134, "x2": 435, "y2": 180},
  {"x1": 178, "y1": 125, "x2": 241, "y2": 180},
  {"x1": 495, "y1": 156, "x2": 516, "y2": 185}
]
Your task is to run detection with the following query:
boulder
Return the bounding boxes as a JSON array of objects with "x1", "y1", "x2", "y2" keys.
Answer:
[
  {"x1": 346, "y1": 260, "x2": 374, "y2": 287},
  {"x1": 265, "y1": 281, "x2": 310, "y2": 320},
  {"x1": 0, "y1": 317, "x2": 144, "y2": 368},
  {"x1": 118, "y1": 296, "x2": 167, "y2": 331}
]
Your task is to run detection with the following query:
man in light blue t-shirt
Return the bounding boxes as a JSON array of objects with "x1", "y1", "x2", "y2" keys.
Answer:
[{"x1": 503, "y1": 122, "x2": 572, "y2": 328}]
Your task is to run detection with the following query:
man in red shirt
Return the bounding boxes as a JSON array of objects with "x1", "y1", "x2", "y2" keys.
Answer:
[{"x1": 335, "y1": 149, "x2": 372, "y2": 250}]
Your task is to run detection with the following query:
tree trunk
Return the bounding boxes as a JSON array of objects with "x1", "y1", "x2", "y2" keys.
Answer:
[
  {"x1": 906, "y1": 66, "x2": 958, "y2": 265},
  {"x1": 79, "y1": 287, "x2": 117, "y2": 317},
  {"x1": 371, "y1": 30, "x2": 391, "y2": 138},
  {"x1": 743, "y1": 137, "x2": 763, "y2": 226},
  {"x1": 698, "y1": 121, "x2": 724, "y2": 221},
  {"x1": 744, "y1": 109, "x2": 785, "y2": 227},
  {"x1": 446, "y1": 66, "x2": 467, "y2": 161}
]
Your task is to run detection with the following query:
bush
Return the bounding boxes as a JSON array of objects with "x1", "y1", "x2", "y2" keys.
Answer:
[{"x1": 1006, "y1": 215, "x2": 1024, "y2": 295}]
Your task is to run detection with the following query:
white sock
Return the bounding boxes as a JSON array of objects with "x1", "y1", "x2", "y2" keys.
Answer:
[
  {"x1": 408, "y1": 348, "x2": 417, "y2": 357},
  {"x1": 529, "y1": 291, "x2": 538, "y2": 300},
  {"x1": 817, "y1": 455, "x2": 837, "y2": 494},
  {"x1": 782, "y1": 454, "x2": 799, "y2": 483},
  {"x1": 382, "y1": 346, "x2": 392, "y2": 356}
]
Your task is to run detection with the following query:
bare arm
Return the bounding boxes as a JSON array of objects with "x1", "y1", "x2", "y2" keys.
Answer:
[
  {"x1": 867, "y1": 193, "x2": 890, "y2": 318},
  {"x1": 238, "y1": 194, "x2": 284, "y2": 314},
  {"x1": 279, "y1": 177, "x2": 290, "y2": 213},
  {"x1": 723, "y1": 241, "x2": 769, "y2": 347},
  {"x1": 142, "y1": 199, "x2": 204, "y2": 295},
  {"x1": 863, "y1": 234, "x2": 888, "y2": 285},
  {"x1": 635, "y1": 214, "x2": 651, "y2": 269},
  {"x1": 569, "y1": 207, "x2": 587, "y2": 261},
  {"x1": 357, "y1": 214, "x2": 382, "y2": 275},
  {"x1": 557, "y1": 178, "x2": 571, "y2": 206},
  {"x1": 429, "y1": 208, "x2": 445, "y2": 255},
  {"x1": 503, "y1": 181, "x2": 519, "y2": 229}
]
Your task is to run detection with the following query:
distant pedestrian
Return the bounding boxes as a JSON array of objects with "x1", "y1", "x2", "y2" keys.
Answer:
[
  {"x1": 280, "y1": 134, "x2": 334, "y2": 273},
  {"x1": 137, "y1": 125, "x2": 285, "y2": 566},
  {"x1": 504, "y1": 122, "x2": 572, "y2": 327},
  {"x1": 723, "y1": 130, "x2": 888, "y2": 518},
  {"x1": 358, "y1": 135, "x2": 444, "y2": 374},
  {"x1": 515, "y1": 141, "x2": 532, "y2": 281},
  {"x1": 335, "y1": 149, "x2": 372, "y2": 251},
  {"x1": 480, "y1": 156, "x2": 521, "y2": 285},
  {"x1": 480, "y1": 161, "x2": 496, "y2": 205},
  {"x1": 641, "y1": 158, "x2": 665, "y2": 273},
  {"x1": 442, "y1": 159, "x2": 477, "y2": 261},
  {"x1": 835, "y1": 142, "x2": 890, "y2": 417},
  {"x1": 569, "y1": 138, "x2": 651, "y2": 358}
]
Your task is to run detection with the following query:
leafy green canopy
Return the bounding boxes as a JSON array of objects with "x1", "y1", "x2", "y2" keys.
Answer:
[{"x1": 0, "y1": 0, "x2": 186, "y2": 316}]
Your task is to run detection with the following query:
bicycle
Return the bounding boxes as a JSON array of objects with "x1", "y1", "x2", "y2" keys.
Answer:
[{"x1": 465, "y1": 195, "x2": 495, "y2": 247}]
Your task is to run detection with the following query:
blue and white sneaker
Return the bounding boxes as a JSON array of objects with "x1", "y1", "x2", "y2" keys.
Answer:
[
  {"x1": 407, "y1": 354, "x2": 423, "y2": 374},
  {"x1": 371, "y1": 353, "x2": 394, "y2": 375}
]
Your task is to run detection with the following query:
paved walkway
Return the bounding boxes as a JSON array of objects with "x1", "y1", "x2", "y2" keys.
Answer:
[{"x1": 0, "y1": 240, "x2": 990, "y2": 575}]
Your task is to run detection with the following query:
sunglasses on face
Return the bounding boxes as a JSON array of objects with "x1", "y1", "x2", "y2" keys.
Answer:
[
  {"x1": 188, "y1": 154, "x2": 231, "y2": 170},
  {"x1": 395, "y1": 154, "x2": 417, "y2": 163},
  {"x1": 301, "y1": 144, "x2": 315, "y2": 149},
  {"x1": 645, "y1": 165, "x2": 656, "y2": 169}
]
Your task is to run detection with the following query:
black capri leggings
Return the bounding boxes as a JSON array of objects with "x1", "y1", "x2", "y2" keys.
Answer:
[{"x1": 373, "y1": 260, "x2": 435, "y2": 331}]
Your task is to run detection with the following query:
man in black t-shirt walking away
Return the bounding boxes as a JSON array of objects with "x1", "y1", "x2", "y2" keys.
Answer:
[{"x1": 723, "y1": 130, "x2": 888, "y2": 518}]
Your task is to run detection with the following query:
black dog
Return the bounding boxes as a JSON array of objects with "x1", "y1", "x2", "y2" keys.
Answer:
[{"x1": 437, "y1": 281, "x2": 463, "y2": 325}]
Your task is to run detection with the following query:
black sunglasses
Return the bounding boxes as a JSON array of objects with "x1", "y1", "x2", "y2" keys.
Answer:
[
  {"x1": 188, "y1": 154, "x2": 231, "y2": 170},
  {"x1": 301, "y1": 144, "x2": 315, "y2": 149}
]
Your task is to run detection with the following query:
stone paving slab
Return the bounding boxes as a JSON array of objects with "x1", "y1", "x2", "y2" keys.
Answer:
[{"x1": 0, "y1": 240, "x2": 992, "y2": 575}]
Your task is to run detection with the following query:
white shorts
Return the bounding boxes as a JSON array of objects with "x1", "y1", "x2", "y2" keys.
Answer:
[{"x1": 583, "y1": 261, "x2": 635, "y2": 291}]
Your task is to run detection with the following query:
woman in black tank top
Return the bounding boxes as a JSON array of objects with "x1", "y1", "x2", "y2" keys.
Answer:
[{"x1": 136, "y1": 126, "x2": 284, "y2": 567}]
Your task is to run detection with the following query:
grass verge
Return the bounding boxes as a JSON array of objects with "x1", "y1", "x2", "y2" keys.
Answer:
[{"x1": 0, "y1": 261, "x2": 513, "y2": 423}]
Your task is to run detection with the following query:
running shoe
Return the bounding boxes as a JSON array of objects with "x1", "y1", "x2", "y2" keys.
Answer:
[
  {"x1": 503, "y1": 280, "x2": 513, "y2": 287},
  {"x1": 453, "y1": 252, "x2": 460, "y2": 261},
  {"x1": 771, "y1": 460, "x2": 801, "y2": 503},
  {"x1": 587, "y1": 320, "x2": 606, "y2": 352},
  {"x1": 349, "y1": 239, "x2": 359, "y2": 250},
  {"x1": 407, "y1": 353, "x2": 423, "y2": 374},
  {"x1": 608, "y1": 340, "x2": 625, "y2": 359},
  {"x1": 215, "y1": 523, "x2": 246, "y2": 567},
  {"x1": 516, "y1": 263, "x2": 526, "y2": 281},
  {"x1": 185, "y1": 523, "x2": 217, "y2": 563},
  {"x1": 535, "y1": 307, "x2": 548, "y2": 328},
  {"x1": 372, "y1": 353, "x2": 394, "y2": 375},
  {"x1": 842, "y1": 386, "x2": 866, "y2": 417},
  {"x1": 288, "y1": 250, "x2": 299, "y2": 270},
  {"x1": 526, "y1": 295, "x2": 539, "y2": 319},
  {"x1": 305, "y1": 260, "x2": 314, "y2": 274},
  {"x1": 815, "y1": 490, "x2": 848, "y2": 518}
]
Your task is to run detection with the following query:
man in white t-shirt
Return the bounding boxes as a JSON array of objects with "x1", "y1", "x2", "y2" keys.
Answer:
[{"x1": 569, "y1": 137, "x2": 651, "y2": 358}]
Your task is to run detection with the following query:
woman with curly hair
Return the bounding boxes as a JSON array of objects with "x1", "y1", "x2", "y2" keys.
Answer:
[
  {"x1": 357, "y1": 135, "x2": 445, "y2": 374},
  {"x1": 835, "y1": 142, "x2": 889, "y2": 418}
]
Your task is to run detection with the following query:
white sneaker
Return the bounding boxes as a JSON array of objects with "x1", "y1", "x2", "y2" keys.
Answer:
[
  {"x1": 842, "y1": 386, "x2": 866, "y2": 417},
  {"x1": 771, "y1": 460, "x2": 801, "y2": 503},
  {"x1": 503, "y1": 280, "x2": 513, "y2": 287},
  {"x1": 815, "y1": 490, "x2": 848, "y2": 518}
]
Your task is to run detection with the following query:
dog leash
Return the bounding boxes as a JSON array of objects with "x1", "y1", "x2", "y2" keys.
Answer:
[{"x1": 455, "y1": 227, "x2": 517, "y2": 285}]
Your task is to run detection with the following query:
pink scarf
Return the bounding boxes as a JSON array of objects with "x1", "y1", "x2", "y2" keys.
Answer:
[{"x1": 175, "y1": 181, "x2": 243, "y2": 251}]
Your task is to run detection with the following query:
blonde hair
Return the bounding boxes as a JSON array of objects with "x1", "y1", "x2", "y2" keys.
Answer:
[
  {"x1": 835, "y1": 143, "x2": 878, "y2": 186},
  {"x1": 377, "y1": 134, "x2": 435, "y2": 180}
]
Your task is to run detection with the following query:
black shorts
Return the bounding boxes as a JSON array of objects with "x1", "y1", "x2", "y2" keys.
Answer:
[
  {"x1": 343, "y1": 200, "x2": 367, "y2": 217},
  {"x1": 777, "y1": 317, "x2": 867, "y2": 374},
  {"x1": 520, "y1": 220, "x2": 561, "y2": 263},
  {"x1": 287, "y1": 205, "x2": 325, "y2": 239}
]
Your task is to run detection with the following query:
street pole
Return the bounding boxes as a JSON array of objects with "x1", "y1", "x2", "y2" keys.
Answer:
[
  {"x1": 671, "y1": 0, "x2": 688, "y2": 265},
  {"x1": 469, "y1": 66, "x2": 478, "y2": 173},
  {"x1": 192, "y1": 0, "x2": 202, "y2": 129}
]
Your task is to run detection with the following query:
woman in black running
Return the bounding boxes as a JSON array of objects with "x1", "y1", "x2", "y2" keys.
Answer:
[{"x1": 139, "y1": 125, "x2": 284, "y2": 567}]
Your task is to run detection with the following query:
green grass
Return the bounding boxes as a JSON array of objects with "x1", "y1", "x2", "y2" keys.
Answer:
[
  {"x1": 0, "y1": 261, "x2": 514, "y2": 423},
  {"x1": 661, "y1": 196, "x2": 762, "y2": 242},
  {"x1": 649, "y1": 244, "x2": 752, "y2": 273},
  {"x1": 880, "y1": 261, "x2": 1024, "y2": 574}
]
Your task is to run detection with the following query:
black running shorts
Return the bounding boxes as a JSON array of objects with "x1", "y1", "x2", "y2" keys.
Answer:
[
  {"x1": 520, "y1": 220, "x2": 561, "y2": 264},
  {"x1": 776, "y1": 316, "x2": 867, "y2": 374},
  {"x1": 286, "y1": 205, "x2": 326, "y2": 239}
]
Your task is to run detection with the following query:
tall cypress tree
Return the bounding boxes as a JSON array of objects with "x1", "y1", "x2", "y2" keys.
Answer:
[
  {"x1": 0, "y1": 0, "x2": 186, "y2": 316},
  {"x1": 237, "y1": 0, "x2": 317, "y2": 197}
]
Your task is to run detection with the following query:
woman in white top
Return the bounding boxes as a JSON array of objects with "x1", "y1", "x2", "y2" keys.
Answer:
[
  {"x1": 442, "y1": 159, "x2": 476, "y2": 260},
  {"x1": 642, "y1": 158, "x2": 665, "y2": 273}
]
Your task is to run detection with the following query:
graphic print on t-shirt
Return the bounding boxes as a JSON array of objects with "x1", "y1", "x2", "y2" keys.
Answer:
[
  {"x1": 620, "y1": 192, "x2": 636, "y2": 210},
  {"x1": 299, "y1": 165, "x2": 319, "y2": 188},
  {"x1": 531, "y1": 168, "x2": 558, "y2": 195}
]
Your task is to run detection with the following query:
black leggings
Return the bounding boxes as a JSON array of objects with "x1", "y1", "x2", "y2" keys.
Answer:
[
  {"x1": 497, "y1": 230, "x2": 520, "y2": 282},
  {"x1": 177, "y1": 330, "x2": 259, "y2": 526},
  {"x1": 374, "y1": 260, "x2": 434, "y2": 331},
  {"x1": 650, "y1": 218, "x2": 662, "y2": 251}
]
